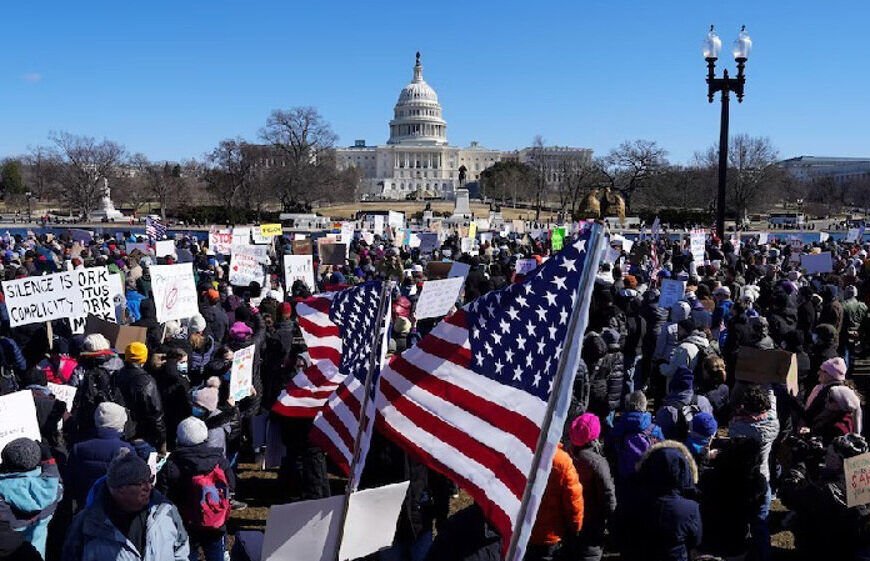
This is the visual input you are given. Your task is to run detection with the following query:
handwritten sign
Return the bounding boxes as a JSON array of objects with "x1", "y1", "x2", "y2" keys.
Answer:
[
  {"x1": 515, "y1": 259, "x2": 538, "y2": 276},
  {"x1": 292, "y1": 239, "x2": 312, "y2": 255},
  {"x1": 3, "y1": 272, "x2": 84, "y2": 327},
  {"x1": 659, "y1": 279, "x2": 687, "y2": 310},
  {"x1": 0, "y1": 391, "x2": 41, "y2": 462},
  {"x1": 284, "y1": 255, "x2": 315, "y2": 292},
  {"x1": 150, "y1": 263, "x2": 198, "y2": 323},
  {"x1": 70, "y1": 266, "x2": 115, "y2": 334},
  {"x1": 373, "y1": 215, "x2": 384, "y2": 235},
  {"x1": 209, "y1": 229, "x2": 233, "y2": 254},
  {"x1": 415, "y1": 277, "x2": 465, "y2": 319},
  {"x1": 551, "y1": 228, "x2": 566, "y2": 251},
  {"x1": 260, "y1": 223, "x2": 283, "y2": 237},
  {"x1": 845, "y1": 452, "x2": 870, "y2": 507},
  {"x1": 230, "y1": 345, "x2": 256, "y2": 401},
  {"x1": 47, "y1": 382, "x2": 76, "y2": 428},
  {"x1": 230, "y1": 244, "x2": 268, "y2": 287},
  {"x1": 154, "y1": 240, "x2": 176, "y2": 259},
  {"x1": 690, "y1": 229, "x2": 706, "y2": 265}
]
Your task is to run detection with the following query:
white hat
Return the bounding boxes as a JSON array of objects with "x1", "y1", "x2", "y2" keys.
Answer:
[{"x1": 176, "y1": 416, "x2": 209, "y2": 447}]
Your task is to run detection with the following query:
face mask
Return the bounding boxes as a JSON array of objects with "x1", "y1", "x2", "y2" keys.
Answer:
[
  {"x1": 191, "y1": 405, "x2": 206, "y2": 418},
  {"x1": 222, "y1": 371, "x2": 231, "y2": 382},
  {"x1": 177, "y1": 362, "x2": 188, "y2": 373}
]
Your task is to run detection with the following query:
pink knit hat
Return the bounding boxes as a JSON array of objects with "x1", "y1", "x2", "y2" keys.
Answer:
[
  {"x1": 569, "y1": 413, "x2": 601, "y2": 447},
  {"x1": 229, "y1": 321, "x2": 253, "y2": 340},
  {"x1": 820, "y1": 357, "x2": 847, "y2": 383}
]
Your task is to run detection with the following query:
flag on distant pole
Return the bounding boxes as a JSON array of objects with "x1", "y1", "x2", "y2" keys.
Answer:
[
  {"x1": 145, "y1": 216, "x2": 166, "y2": 241},
  {"x1": 375, "y1": 224, "x2": 604, "y2": 560}
]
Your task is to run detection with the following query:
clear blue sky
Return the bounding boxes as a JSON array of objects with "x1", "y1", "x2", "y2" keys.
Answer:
[{"x1": 2, "y1": 1, "x2": 868, "y2": 164}]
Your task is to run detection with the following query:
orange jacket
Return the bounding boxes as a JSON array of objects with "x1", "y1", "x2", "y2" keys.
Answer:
[{"x1": 529, "y1": 444, "x2": 584, "y2": 546}]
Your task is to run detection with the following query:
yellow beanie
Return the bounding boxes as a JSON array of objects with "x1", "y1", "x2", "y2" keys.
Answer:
[{"x1": 125, "y1": 342, "x2": 148, "y2": 364}]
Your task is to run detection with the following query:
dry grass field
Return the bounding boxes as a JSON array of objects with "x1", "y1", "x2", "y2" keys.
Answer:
[{"x1": 315, "y1": 200, "x2": 562, "y2": 222}]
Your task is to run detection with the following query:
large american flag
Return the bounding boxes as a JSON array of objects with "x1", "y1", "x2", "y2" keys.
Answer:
[
  {"x1": 375, "y1": 227, "x2": 601, "y2": 559},
  {"x1": 145, "y1": 216, "x2": 167, "y2": 241},
  {"x1": 272, "y1": 281, "x2": 390, "y2": 480}
]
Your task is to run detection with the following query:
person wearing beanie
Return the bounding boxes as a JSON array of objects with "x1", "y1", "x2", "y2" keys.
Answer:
[
  {"x1": 191, "y1": 377, "x2": 241, "y2": 458},
  {"x1": 200, "y1": 287, "x2": 229, "y2": 344},
  {"x1": 63, "y1": 449, "x2": 190, "y2": 561},
  {"x1": 841, "y1": 284, "x2": 867, "y2": 366},
  {"x1": 805, "y1": 356, "x2": 847, "y2": 421},
  {"x1": 158, "y1": 416, "x2": 235, "y2": 561},
  {"x1": 152, "y1": 347, "x2": 193, "y2": 450},
  {"x1": 65, "y1": 341, "x2": 125, "y2": 444},
  {"x1": 224, "y1": 307, "x2": 266, "y2": 420},
  {"x1": 67, "y1": 403, "x2": 137, "y2": 507},
  {"x1": 115, "y1": 343, "x2": 167, "y2": 451},
  {"x1": 189, "y1": 314, "x2": 207, "y2": 335},
  {"x1": 655, "y1": 367, "x2": 714, "y2": 441},
  {"x1": 0, "y1": 438, "x2": 61, "y2": 557},
  {"x1": 686, "y1": 412, "x2": 718, "y2": 463},
  {"x1": 568, "y1": 414, "x2": 615, "y2": 561}
]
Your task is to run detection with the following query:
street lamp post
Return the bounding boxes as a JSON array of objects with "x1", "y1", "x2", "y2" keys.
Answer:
[
  {"x1": 25, "y1": 192, "x2": 32, "y2": 223},
  {"x1": 703, "y1": 25, "x2": 752, "y2": 239}
]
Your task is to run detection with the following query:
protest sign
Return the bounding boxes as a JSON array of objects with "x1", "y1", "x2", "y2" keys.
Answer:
[
  {"x1": 3, "y1": 271, "x2": 84, "y2": 328},
  {"x1": 551, "y1": 227, "x2": 566, "y2": 251},
  {"x1": 284, "y1": 255, "x2": 315, "y2": 292},
  {"x1": 690, "y1": 229, "x2": 706, "y2": 265},
  {"x1": 373, "y1": 215, "x2": 384, "y2": 235},
  {"x1": 512, "y1": 219, "x2": 525, "y2": 234},
  {"x1": 515, "y1": 258, "x2": 538, "y2": 276},
  {"x1": 292, "y1": 239, "x2": 313, "y2": 255},
  {"x1": 209, "y1": 229, "x2": 233, "y2": 254},
  {"x1": 233, "y1": 227, "x2": 251, "y2": 247},
  {"x1": 387, "y1": 211, "x2": 404, "y2": 229},
  {"x1": 418, "y1": 233, "x2": 438, "y2": 253},
  {"x1": 735, "y1": 347, "x2": 798, "y2": 395},
  {"x1": 846, "y1": 227, "x2": 865, "y2": 243},
  {"x1": 260, "y1": 223, "x2": 283, "y2": 237},
  {"x1": 154, "y1": 239, "x2": 176, "y2": 259},
  {"x1": 460, "y1": 237, "x2": 473, "y2": 253},
  {"x1": 757, "y1": 232, "x2": 769, "y2": 245},
  {"x1": 0, "y1": 391, "x2": 41, "y2": 461},
  {"x1": 70, "y1": 266, "x2": 115, "y2": 334},
  {"x1": 602, "y1": 246, "x2": 621, "y2": 265},
  {"x1": 426, "y1": 261, "x2": 453, "y2": 280},
  {"x1": 408, "y1": 233, "x2": 422, "y2": 248},
  {"x1": 318, "y1": 240, "x2": 347, "y2": 265},
  {"x1": 659, "y1": 279, "x2": 687, "y2": 310},
  {"x1": 127, "y1": 242, "x2": 151, "y2": 255},
  {"x1": 801, "y1": 252, "x2": 833, "y2": 275},
  {"x1": 651, "y1": 217, "x2": 661, "y2": 237},
  {"x1": 150, "y1": 263, "x2": 198, "y2": 323},
  {"x1": 262, "y1": 495, "x2": 344, "y2": 561},
  {"x1": 230, "y1": 245, "x2": 267, "y2": 287},
  {"x1": 361, "y1": 231, "x2": 374, "y2": 246},
  {"x1": 251, "y1": 229, "x2": 271, "y2": 245},
  {"x1": 85, "y1": 315, "x2": 148, "y2": 352},
  {"x1": 448, "y1": 261, "x2": 470, "y2": 280},
  {"x1": 468, "y1": 221, "x2": 477, "y2": 240},
  {"x1": 415, "y1": 277, "x2": 465, "y2": 319},
  {"x1": 47, "y1": 382, "x2": 76, "y2": 428},
  {"x1": 230, "y1": 345, "x2": 255, "y2": 401},
  {"x1": 611, "y1": 234, "x2": 634, "y2": 253},
  {"x1": 69, "y1": 229, "x2": 93, "y2": 243},
  {"x1": 845, "y1": 453, "x2": 870, "y2": 507},
  {"x1": 338, "y1": 481, "x2": 410, "y2": 561}
]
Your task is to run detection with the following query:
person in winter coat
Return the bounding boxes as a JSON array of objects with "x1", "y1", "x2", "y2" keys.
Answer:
[
  {"x1": 66, "y1": 334, "x2": 127, "y2": 444},
  {"x1": 115, "y1": 342, "x2": 167, "y2": 451},
  {"x1": 62, "y1": 450, "x2": 190, "y2": 561},
  {"x1": 132, "y1": 299, "x2": 163, "y2": 351},
  {"x1": 19, "y1": 367, "x2": 67, "y2": 448},
  {"x1": 655, "y1": 367, "x2": 714, "y2": 441},
  {"x1": 618, "y1": 441, "x2": 701, "y2": 561},
  {"x1": 609, "y1": 391, "x2": 665, "y2": 486},
  {"x1": 151, "y1": 348, "x2": 192, "y2": 450},
  {"x1": 640, "y1": 289, "x2": 668, "y2": 392},
  {"x1": 200, "y1": 289, "x2": 228, "y2": 345},
  {"x1": 424, "y1": 503, "x2": 501, "y2": 561},
  {"x1": 795, "y1": 286, "x2": 817, "y2": 349},
  {"x1": 780, "y1": 433, "x2": 870, "y2": 561},
  {"x1": 599, "y1": 328, "x2": 624, "y2": 421},
  {"x1": 660, "y1": 321, "x2": 710, "y2": 385},
  {"x1": 67, "y1": 403, "x2": 136, "y2": 509},
  {"x1": 697, "y1": 355, "x2": 730, "y2": 423},
  {"x1": 587, "y1": 288, "x2": 627, "y2": 344},
  {"x1": 526, "y1": 444, "x2": 584, "y2": 561},
  {"x1": 157, "y1": 417, "x2": 235, "y2": 561},
  {"x1": 767, "y1": 290, "x2": 798, "y2": 347},
  {"x1": 568, "y1": 414, "x2": 616, "y2": 561},
  {"x1": 0, "y1": 518, "x2": 41, "y2": 561},
  {"x1": 818, "y1": 285, "x2": 844, "y2": 335},
  {"x1": 617, "y1": 283, "x2": 646, "y2": 394},
  {"x1": 811, "y1": 385, "x2": 863, "y2": 444},
  {"x1": 188, "y1": 320, "x2": 216, "y2": 387},
  {"x1": 841, "y1": 284, "x2": 867, "y2": 361},
  {"x1": 191, "y1": 378, "x2": 242, "y2": 458},
  {"x1": 699, "y1": 436, "x2": 768, "y2": 558},
  {"x1": 583, "y1": 332, "x2": 612, "y2": 421},
  {"x1": 0, "y1": 438, "x2": 62, "y2": 557},
  {"x1": 804, "y1": 356, "x2": 847, "y2": 425},
  {"x1": 654, "y1": 301, "x2": 691, "y2": 364},
  {"x1": 225, "y1": 309, "x2": 266, "y2": 418}
]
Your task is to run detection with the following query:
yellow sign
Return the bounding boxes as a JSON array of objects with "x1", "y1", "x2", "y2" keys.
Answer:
[
  {"x1": 259, "y1": 224, "x2": 283, "y2": 237},
  {"x1": 468, "y1": 222, "x2": 478, "y2": 240}
]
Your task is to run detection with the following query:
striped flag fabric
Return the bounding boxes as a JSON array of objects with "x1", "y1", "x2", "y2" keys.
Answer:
[
  {"x1": 272, "y1": 281, "x2": 390, "y2": 478},
  {"x1": 375, "y1": 226, "x2": 601, "y2": 559},
  {"x1": 145, "y1": 216, "x2": 167, "y2": 241}
]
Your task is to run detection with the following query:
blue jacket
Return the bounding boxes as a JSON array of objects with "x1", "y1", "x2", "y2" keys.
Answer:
[
  {"x1": 125, "y1": 290, "x2": 147, "y2": 322},
  {"x1": 0, "y1": 459, "x2": 62, "y2": 557},
  {"x1": 62, "y1": 482, "x2": 189, "y2": 561},
  {"x1": 68, "y1": 429, "x2": 136, "y2": 506},
  {"x1": 655, "y1": 391, "x2": 714, "y2": 441},
  {"x1": 610, "y1": 411, "x2": 666, "y2": 479}
]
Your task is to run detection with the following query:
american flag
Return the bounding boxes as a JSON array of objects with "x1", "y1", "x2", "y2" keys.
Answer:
[
  {"x1": 375, "y1": 226, "x2": 601, "y2": 559},
  {"x1": 145, "y1": 216, "x2": 166, "y2": 241},
  {"x1": 272, "y1": 281, "x2": 390, "y2": 481}
]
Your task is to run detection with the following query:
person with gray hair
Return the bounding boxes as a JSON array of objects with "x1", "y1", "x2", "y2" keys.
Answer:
[
  {"x1": 62, "y1": 450, "x2": 189, "y2": 561},
  {"x1": 609, "y1": 391, "x2": 665, "y2": 484}
]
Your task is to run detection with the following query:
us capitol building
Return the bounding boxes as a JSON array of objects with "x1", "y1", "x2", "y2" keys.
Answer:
[{"x1": 336, "y1": 53, "x2": 592, "y2": 200}]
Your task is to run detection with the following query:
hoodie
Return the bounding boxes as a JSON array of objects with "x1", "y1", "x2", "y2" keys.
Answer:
[
  {"x1": 660, "y1": 331, "x2": 710, "y2": 381},
  {"x1": 0, "y1": 458, "x2": 62, "y2": 557},
  {"x1": 654, "y1": 301, "x2": 691, "y2": 362}
]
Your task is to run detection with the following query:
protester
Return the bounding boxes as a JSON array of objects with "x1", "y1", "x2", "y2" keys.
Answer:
[{"x1": 568, "y1": 413, "x2": 615, "y2": 561}]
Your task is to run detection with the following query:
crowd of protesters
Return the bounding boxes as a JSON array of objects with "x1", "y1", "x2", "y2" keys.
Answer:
[{"x1": 0, "y1": 224, "x2": 866, "y2": 561}]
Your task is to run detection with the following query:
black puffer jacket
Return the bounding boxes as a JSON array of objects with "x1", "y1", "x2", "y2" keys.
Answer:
[
  {"x1": 585, "y1": 332, "x2": 624, "y2": 417},
  {"x1": 601, "y1": 329, "x2": 625, "y2": 412},
  {"x1": 66, "y1": 350, "x2": 127, "y2": 443},
  {"x1": 115, "y1": 362, "x2": 166, "y2": 450},
  {"x1": 226, "y1": 312, "x2": 267, "y2": 417}
]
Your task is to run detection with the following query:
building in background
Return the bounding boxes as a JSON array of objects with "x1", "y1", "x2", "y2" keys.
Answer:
[
  {"x1": 780, "y1": 156, "x2": 870, "y2": 184},
  {"x1": 336, "y1": 53, "x2": 591, "y2": 200}
]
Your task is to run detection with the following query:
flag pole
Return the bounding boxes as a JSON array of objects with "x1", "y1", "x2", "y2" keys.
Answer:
[
  {"x1": 504, "y1": 223, "x2": 605, "y2": 561},
  {"x1": 333, "y1": 280, "x2": 392, "y2": 560}
]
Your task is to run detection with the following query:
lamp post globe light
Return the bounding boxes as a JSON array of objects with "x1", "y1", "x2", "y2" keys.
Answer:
[{"x1": 704, "y1": 25, "x2": 751, "y2": 239}]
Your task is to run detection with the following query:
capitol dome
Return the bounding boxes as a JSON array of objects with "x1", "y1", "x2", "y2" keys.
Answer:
[{"x1": 388, "y1": 52, "x2": 447, "y2": 146}]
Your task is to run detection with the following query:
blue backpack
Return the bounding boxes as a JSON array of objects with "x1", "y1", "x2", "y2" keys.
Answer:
[{"x1": 616, "y1": 424, "x2": 660, "y2": 478}]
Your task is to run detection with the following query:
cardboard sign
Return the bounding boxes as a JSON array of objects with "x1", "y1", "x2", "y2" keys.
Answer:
[
  {"x1": 801, "y1": 252, "x2": 833, "y2": 275},
  {"x1": 415, "y1": 277, "x2": 465, "y2": 319},
  {"x1": 318, "y1": 240, "x2": 347, "y2": 266},
  {"x1": 426, "y1": 261, "x2": 453, "y2": 280},
  {"x1": 154, "y1": 239, "x2": 176, "y2": 259},
  {"x1": 284, "y1": 255, "x2": 315, "y2": 292},
  {"x1": 260, "y1": 223, "x2": 283, "y2": 237},
  {"x1": 230, "y1": 245, "x2": 267, "y2": 287},
  {"x1": 659, "y1": 279, "x2": 687, "y2": 310},
  {"x1": 3, "y1": 272, "x2": 84, "y2": 327},
  {"x1": 515, "y1": 258, "x2": 538, "y2": 276},
  {"x1": 845, "y1": 453, "x2": 870, "y2": 507},
  {"x1": 0, "y1": 391, "x2": 41, "y2": 462},
  {"x1": 292, "y1": 239, "x2": 313, "y2": 255},
  {"x1": 70, "y1": 266, "x2": 115, "y2": 334},
  {"x1": 209, "y1": 229, "x2": 233, "y2": 254},
  {"x1": 512, "y1": 219, "x2": 526, "y2": 234},
  {"x1": 551, "y1": 228, "x2": 566, "y2": 251},
  {"x1": 127, "y1": 242, "x2": 151, "y2": 256},
  {"x1": 735, "y1": 346, "x2": 798, "y2": 395},
  {"x1": 230, "y1": 345, "x2": 256, "y2": 401},
  {"x1": 150, "y1": 263, "x2": 198, "y2": 323},
  {"x1": 84, "y1": 315, "x2": 148, "y2": 352}
]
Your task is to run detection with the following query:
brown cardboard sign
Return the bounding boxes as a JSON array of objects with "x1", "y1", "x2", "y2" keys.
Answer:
[
  {"x1": 291, "y1": 239, "x2": 312, "y2": 255},
  {"x1": 426, "y1": 261, "x2": 453, "y2": 280},
  {"x1": 84, "y1": 315, "x2": 147, "y2": 354},
  {"x1": 318, "y1": 240, "x2": 347, "y2": 265},
  {"x1": 735, "y1": 346, "x2": 798, "y2": 395}
]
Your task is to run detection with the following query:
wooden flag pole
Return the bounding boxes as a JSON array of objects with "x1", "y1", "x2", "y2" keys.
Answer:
[{"x1": 503, "y1": 223, "x2": 605, "y2": 561}]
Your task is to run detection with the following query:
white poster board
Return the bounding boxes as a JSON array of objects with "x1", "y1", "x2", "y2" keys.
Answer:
[
  {"x1": 801, "y1": 252, "x2": 833, "y2": 275},
  {"x1": 690, "y1": 230, "x2": 706, "y2": 265},
  {"x1": 845, "y1": 452, "x2": 870, "y2": 507},
  {"x1": 373, "y1": 215, "x2": 384, "y2": 236},
  {"x1": 262, "y1": 495, "x2": 344, "y2": 561},
  {"x1": 0, "y1": 391, "x2": 41, "y2": 461},
  {"x1": 47, "y1": 382, "x2": 76, "y2": 428},
  {"x1": 338, "y1": 481, "x2": 410, "y2": 560},
  {"x1": 757, "y1": 232, "x2": 769, "y2": 245},
  {"x1": 150, "y1": 263, "x2": 198, "y2": 323},
  {"x1": 154, "y1": 239, "x2": 176, "y2": 259},
  {"x1": 209, "y1": 229, "x2": 233, "y2": 254},
  {"x1": 2, "y1": 271, "x2": 84, "y2": 328},
  {"x1": 659, "y1": 279, "x2": 687, "y2": 310},
  {"x1": 515, "y1": 259, "x2": 538, "y2": 275},
  {"x1": 230, "y1": 244, "x2": 268, "y2": 287},
  {"x1": 415, "y1": 277, "x2": 465, "y2": 319},
  {"x1": 233, "y1": 227, "x2": 251, "y2": 247},
  {"x1": 230, "y1": 345, "x2": 255, "y2": 402},
  {"x1": 70, "y1": 266, "x2": 115, "y2": 334},
  {"x1": 460, "y1": 237, "x2": 473, "y2": 254},
  {"x1": 283, "y1": 255, "x2": 315, "y2": 293}
]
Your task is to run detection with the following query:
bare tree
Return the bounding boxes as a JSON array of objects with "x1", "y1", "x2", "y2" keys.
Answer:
[
  {"x1": 22, "y1": 146, "x2": 63, "y2": 200},
  {"x1": 525, "y1": 135, "x2": 549, "y2": 221},
  {"x1": 129, "y1": 153, "x2": 183, "y2": 220},
  {"x1": 555, "y1": 157, "x2": 606, "y2": 218},
  {"x1": 49, "y1": 132, "x2": 125, "y2": 218},
  {"x1": 203, "y1": 139, "x2": 251, "y2": 221},
  {"x1": 603, "y1": 139, "x2": 668, "y2": 210}
]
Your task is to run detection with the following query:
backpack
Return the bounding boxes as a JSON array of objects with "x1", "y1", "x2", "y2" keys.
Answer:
[
  {"x1": 692, "y1": 343, "x2": 719, "y2": 381},
  {"x1": 670, "y1": 394, "x2": 701, "y2": 442},
  {"x1": 616, "y1": 424, "x2": 660, "y2": 478},
  {"x1": 182, "y1": 463, "x2": 231, "y2": 530}
]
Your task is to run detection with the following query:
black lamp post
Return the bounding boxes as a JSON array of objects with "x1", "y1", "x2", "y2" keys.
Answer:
[{"x1": 704, "y1": 25, "x2": 752, "y2": 239}]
